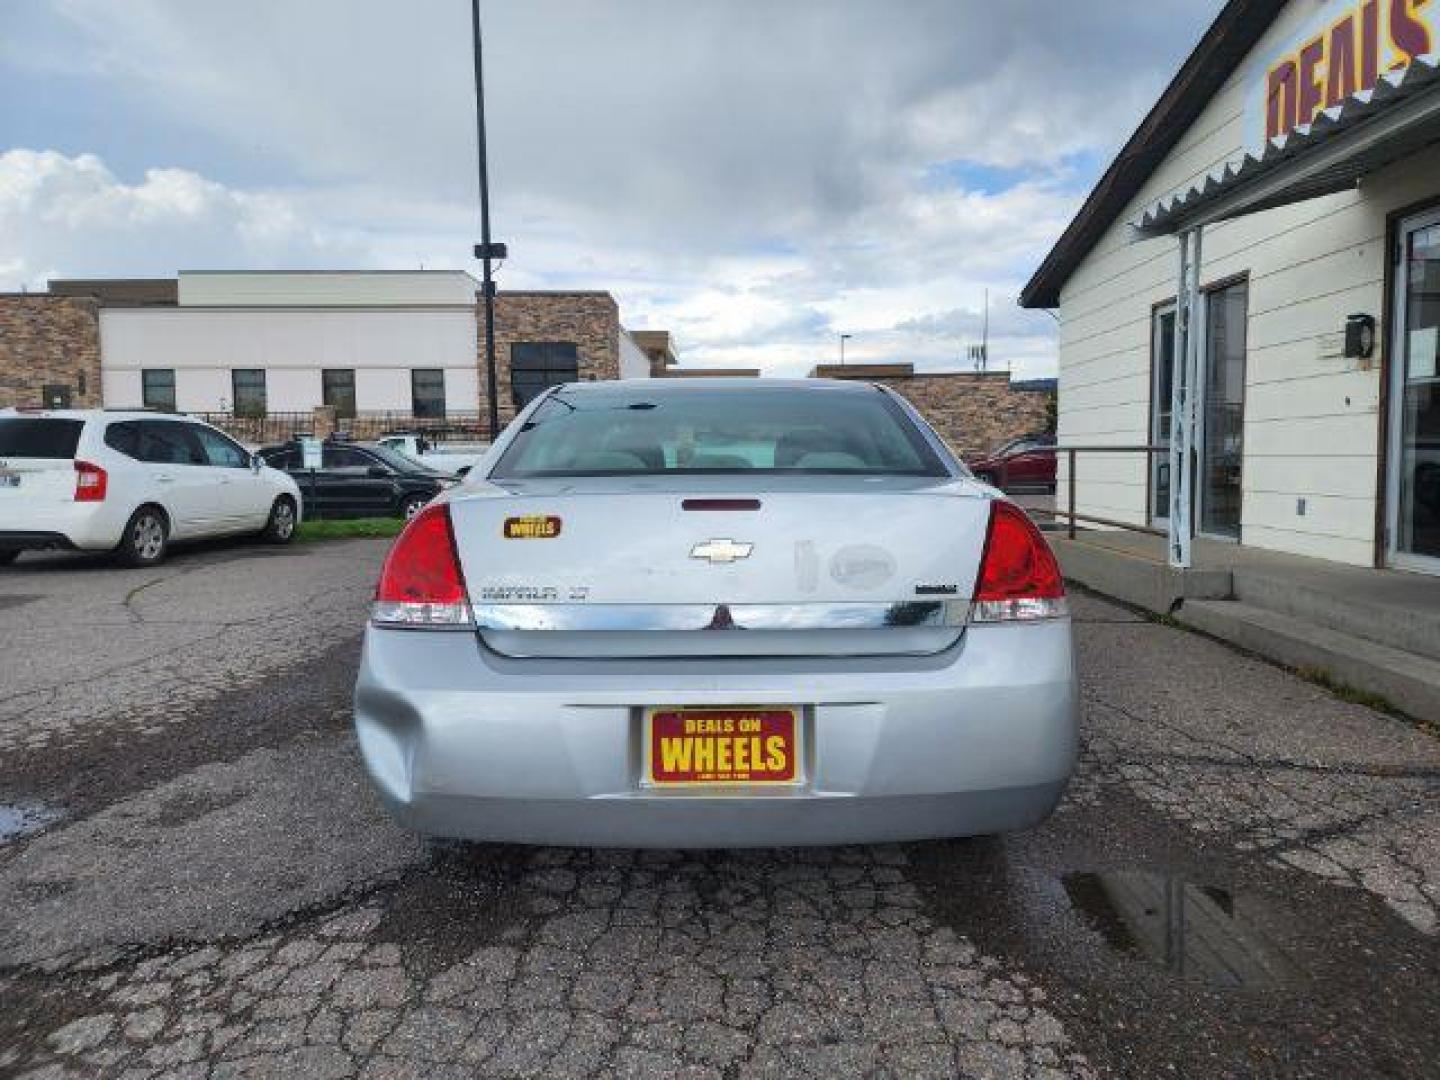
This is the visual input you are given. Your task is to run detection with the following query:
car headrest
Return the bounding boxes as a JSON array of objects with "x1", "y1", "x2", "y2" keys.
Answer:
[
  {"x1": 774, "y1": 430, "x2": 853, "y2": 467},
  {"x1": 565, "y1": 450, "x2": 648, "y2": 471},
  {"x1": 793, "y1": 451, "x2": 867, "y2": 471},
  {"x1": 686, "y1": 453, "x2": 754, "y2": 470}
]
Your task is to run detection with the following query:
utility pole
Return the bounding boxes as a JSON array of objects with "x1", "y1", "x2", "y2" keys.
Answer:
[
  {"x1": 839, "y1": 333, "x2": 852, "y2": 367},
  {"x1": 471, "y1": 0, "x2": 505, "y2": 440}
]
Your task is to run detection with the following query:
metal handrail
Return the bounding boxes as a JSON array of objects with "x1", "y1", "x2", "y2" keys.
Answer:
[{"x1": 987, "y1": 444, "x2": 1169, "y2": 540}]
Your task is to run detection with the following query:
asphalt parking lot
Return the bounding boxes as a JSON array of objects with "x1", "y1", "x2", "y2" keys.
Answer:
[{"x1": 2, "y1": 539, "x2": 1440, "y2": 1078}]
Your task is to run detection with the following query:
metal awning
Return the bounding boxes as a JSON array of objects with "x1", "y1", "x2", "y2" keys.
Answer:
[{"x1": 1134, "y1": 53, "x2": 1440, "y2": 238}]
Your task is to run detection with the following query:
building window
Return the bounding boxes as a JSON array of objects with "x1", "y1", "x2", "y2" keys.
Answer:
[
  {"x1": 412, "y1": 369, "x2": 446, "y2": 419},
  {"x1": 142, "y1": 369, "x2": 176, "y2": 412},
  {"x1": 232, "y1": 369, "x2": 267, "y2": 418},
  {"x1": 511, "y1": 342, "x2": 580, "y2": 409},
  {"x1": 322, "y1": 369, "x2": 356, "y2": 419}
]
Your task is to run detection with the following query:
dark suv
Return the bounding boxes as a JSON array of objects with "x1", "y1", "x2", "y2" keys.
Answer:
[{"x1": 260, "y1": 441, "x2": 449, "y2": 520}]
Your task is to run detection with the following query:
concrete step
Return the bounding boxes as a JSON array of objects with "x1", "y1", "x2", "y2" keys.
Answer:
[
  {"x1": 1177, "y1": 600, "x2": 1440, "y2": 724},
  {"x1": 1050, "y1": 536, "x2": 1231, "y2": 614},
  {"x1": 1230, "y1": 567, "x2": 1440, "y2": 663}
]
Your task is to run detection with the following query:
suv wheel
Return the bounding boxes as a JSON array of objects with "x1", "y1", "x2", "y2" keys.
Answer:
[
  {"x1": 0, "y1": 551, "x2": 19, "y2": 566},
  {"x1": 399, "y1": 494, "x2": 429, "y2": 521},
  {"x1": 260, "y1": 497, "x2": 298, "y2": 544},
  {"x1": 116, "y1": 507, "x2": 169, "y2": 567}
]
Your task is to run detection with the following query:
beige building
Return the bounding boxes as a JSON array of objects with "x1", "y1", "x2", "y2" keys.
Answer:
[
  {"x1": 0, "y1": 271, "x2": 639, "y2": 427},
  {"x1": 1023, "y1": 0, "x2": 1440, "y2": 575}
]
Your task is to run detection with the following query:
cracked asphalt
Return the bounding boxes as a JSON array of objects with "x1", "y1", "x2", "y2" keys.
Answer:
[{"x1": 2, "y1": 538, "x2": 1440, "y2": 1078}]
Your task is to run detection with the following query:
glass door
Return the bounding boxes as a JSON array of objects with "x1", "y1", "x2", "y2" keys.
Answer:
[
  {"x1": 1388, "y1": 211, "x2": 1440, "y2": 574},
  {"x1": 1199, "y1": 281, "x2": 1248, "y2": 539},
  {"x1": 1150, "y1": 304, "x2": 1177, "y2": 525}
]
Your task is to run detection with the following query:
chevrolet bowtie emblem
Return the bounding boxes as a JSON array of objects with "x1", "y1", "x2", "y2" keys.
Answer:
[{"x1": 690, "y1": 538, "x2": 753, "y2": 564}]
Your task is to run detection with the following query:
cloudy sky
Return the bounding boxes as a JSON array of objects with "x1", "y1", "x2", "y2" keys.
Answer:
[{"x1": 0, "y1": 0, "x2": 1222, "y2": 378}]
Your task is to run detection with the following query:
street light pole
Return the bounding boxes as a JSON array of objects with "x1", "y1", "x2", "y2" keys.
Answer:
[
  {"x1": 839, "y1": 333, "x2": 852, "y2": 367},
  {"x1": 471, "y1": 0, "x2": 501, "y2": 441}
]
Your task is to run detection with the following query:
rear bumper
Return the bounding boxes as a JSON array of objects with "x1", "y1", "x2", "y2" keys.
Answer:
[
  {"x1": 0, "y1": 505, "x2": 121, "y2": 552},
  {"x1": 353, "y1": 620, "x2": 1078, "y2": 848},
  {"x1": 0, "y1": 530, "x2": 75, "y2": 552}
]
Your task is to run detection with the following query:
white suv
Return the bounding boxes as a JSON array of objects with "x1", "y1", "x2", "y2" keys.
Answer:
[{"x1": 0, "y1": 410, "x2": 303, "y2": 567}]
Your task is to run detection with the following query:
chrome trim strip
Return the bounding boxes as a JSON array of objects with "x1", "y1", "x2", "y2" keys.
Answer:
[{"x1": 471, "y1": 600, "x2": 970, "y2": 632}]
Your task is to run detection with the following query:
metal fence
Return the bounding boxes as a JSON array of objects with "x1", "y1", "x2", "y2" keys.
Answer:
[
  {"x1": 191, "y1": 412, "x2": 314, "y2": 445},
  {"x1": 342, "y1": 412, "x2": 489, "y2": 441},
  {"x1": 190, "y1": 411, "x2": 492, "y2": 445}
]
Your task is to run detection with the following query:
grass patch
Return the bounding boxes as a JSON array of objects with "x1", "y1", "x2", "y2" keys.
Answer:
[
  {"x1": 1294, "y1": 664, "x2": 1399, "y2": 714},
  {"x1": 296, "y1": 517, "x2": 406, "y2": 542}
]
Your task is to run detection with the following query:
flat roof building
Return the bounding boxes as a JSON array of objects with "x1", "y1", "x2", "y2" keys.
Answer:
[{"x1": 1, "y1": 271, "x2": 658, "y2": 433}]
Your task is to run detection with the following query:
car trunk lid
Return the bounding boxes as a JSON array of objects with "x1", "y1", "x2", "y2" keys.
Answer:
[{"x1": 447, "y1": 475, "x2": 992, "y2": 658}]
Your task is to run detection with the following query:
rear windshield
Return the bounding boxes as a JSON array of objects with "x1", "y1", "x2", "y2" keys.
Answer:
[
  {"x1": 0, "y1": 418, "x2": 84, "y2": 459},
  {"x1": 492, "y1": 387, "x2": 948, "y2": 478}
]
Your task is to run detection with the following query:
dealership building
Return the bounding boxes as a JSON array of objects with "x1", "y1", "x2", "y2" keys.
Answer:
[
  {"x1": 0, "y1": 271, "x2": 646, "y2": 426},
  {"x1": 1022, "y1": 0, "x2": 1440, "y2": 576}
]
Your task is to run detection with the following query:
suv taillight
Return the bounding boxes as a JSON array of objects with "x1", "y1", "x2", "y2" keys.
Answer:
[
  {"x1": 372, "y1": 503, "x2": 471, "y2": 628},
  {"x1": 972, "y1": 501, "x2": 1067, "y2": 622},
  {"x1": 74, "y1": 460, "x2": 108, "y2": 502}
]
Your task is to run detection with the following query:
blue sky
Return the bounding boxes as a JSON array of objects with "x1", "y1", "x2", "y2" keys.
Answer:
[{"x1": 0, "y1": 0, "x2": 1223, "y2": 379}]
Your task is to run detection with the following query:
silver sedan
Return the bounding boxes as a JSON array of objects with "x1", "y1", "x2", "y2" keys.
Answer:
[{"x1": 354, "y1": 379, "x2": 1077, "y2": 847}]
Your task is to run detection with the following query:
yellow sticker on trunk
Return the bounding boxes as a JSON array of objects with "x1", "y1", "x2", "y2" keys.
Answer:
[{"x1": 503, "y1": 515, "x2": 562, "y2": 539}]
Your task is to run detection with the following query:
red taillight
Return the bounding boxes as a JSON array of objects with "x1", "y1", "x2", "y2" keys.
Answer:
[
  {"x1": 372, "y1": 504, "x2": 471, "y2": 628},
  {"x1": 972, "y1": 501, "x2": 1067, "y2": 622},
  {"x1": 74, "y1": 460, "x2": 108, "y2": 502}
]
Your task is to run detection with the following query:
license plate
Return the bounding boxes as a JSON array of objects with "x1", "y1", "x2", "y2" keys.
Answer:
[{"x1": 645, "y1": 707, "x2": 800, "y2": 786}]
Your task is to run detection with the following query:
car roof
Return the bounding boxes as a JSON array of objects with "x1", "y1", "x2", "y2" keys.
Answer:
[
  {"x1": 552, "y1": 378, "x2": 883, "y2": 395},
  {"x1": 0, "y1": 409, "x2": 187, "y2": 422}
]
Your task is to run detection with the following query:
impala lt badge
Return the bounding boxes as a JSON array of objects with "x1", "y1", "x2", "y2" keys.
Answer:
[{"x1": 690, "y1": 539, "x2": 753, "y2": 564}]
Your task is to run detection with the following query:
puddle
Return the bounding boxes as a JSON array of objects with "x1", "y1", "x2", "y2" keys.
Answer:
[
  {"x1": 0, "y1": 802, "x2": 64, "y2": 845},
  {"x1": 1062, "y1": 871, "x2": 1302, "y2": 988}
]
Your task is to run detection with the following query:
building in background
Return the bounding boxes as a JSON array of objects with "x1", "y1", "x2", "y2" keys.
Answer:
[
  {"x1": 1022, "y1": 0, "x2": 1440, "y2": 574},
  {"x1": 0, "y1": 271, "x2": 645, "y2": 429},
  {"x1": 807, "y1": 363, "x2": 1053, "y2": 461}
]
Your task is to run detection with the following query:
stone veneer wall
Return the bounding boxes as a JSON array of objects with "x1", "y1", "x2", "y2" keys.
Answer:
[
  {"x1": 0, "y1": 295, "x2": 103, "y2": 410},
  {"x1": 866, "y1": 373, "x2": 1054, "y2": 461},
  {"x1": 481, "y1": 292, "x2": 621, "y2": 424}
]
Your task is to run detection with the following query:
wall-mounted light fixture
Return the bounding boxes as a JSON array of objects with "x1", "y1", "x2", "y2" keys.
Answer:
[{"x1": 1344, "y1": 313, "x2": 1377, "y2": 361}]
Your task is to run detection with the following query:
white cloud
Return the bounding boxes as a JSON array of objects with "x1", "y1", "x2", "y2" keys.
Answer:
[
  {"x1": 2, "y1": 1, "x2": 1224, "y2": 377},
  {"x1": 0, "y1": 150, "x2": 360, "y2": 287}
]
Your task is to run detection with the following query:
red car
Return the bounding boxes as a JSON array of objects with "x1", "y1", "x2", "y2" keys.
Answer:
[{"x1": 969, "y1": 434, "x2": 1056, "y2": 491}]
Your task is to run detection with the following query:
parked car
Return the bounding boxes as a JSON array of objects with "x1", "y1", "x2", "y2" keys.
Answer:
[
  {"x1": 0, "y1": 410, "x2": 301, "y2": 567},
  {"x1": 374, "y1": 432, "x2": 490, "y2": 478},
  {"x1": 969, "y1": 434, "x2": 1057, "y2": 491},
  {"x1": 260, "y1": 440, "x2": 449, "y2": 520},
  {"x1": 354, "y1": 379, "x2": 1077, "y2": 848}
]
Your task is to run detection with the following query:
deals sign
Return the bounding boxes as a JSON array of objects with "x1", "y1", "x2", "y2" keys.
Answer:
[{"x1": 1246, "y1": 0, "x2": 1437, "y2": 148}]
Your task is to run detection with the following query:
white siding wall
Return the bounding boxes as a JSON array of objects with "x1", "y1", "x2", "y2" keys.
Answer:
[
  {"x1": 1055, "y1": 0, "x2": 1440, "y2": 566},
  {"x1": 100, "y1": 308, "x2": 481, "y2": 415},
  {"x1": 618, "y1": 330, "x2": 650, "y2": 380}
]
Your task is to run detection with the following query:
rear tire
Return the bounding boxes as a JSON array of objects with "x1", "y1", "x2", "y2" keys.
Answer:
[
  {"x1": 0, "y1": 551, "x2": 19, "y2": 566},
  {"x1": 115, "y1": 507, "x2": 169, "y2": 568},
  {"x1": 398, "y1": 494, "x2": 429, "y2": 521},
  {"x1": 260, "y1": 496, "x2": 298, "y2": 544}
]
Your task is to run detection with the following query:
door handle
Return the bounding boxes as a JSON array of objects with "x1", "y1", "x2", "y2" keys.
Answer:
[{"x1": 156, "y1": 474, "x2": 175, "y2": 483}]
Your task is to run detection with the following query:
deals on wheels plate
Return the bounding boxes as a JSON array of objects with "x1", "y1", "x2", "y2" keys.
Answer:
[{"x1": 645, "y1": 707, "x2": 800, "y2": 786}]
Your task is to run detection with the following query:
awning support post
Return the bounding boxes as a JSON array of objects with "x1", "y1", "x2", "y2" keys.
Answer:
[{"x1": 1168, "y1": 226, "x2": 1203, "y2": 569}]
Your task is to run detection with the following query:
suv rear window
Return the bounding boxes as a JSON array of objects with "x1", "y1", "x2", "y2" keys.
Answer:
[
  {"x1": 0, "y1": 418, "x2": 85, "y2": 459},
  {"x1": 493, "y1": 387, "x2": 948, "y2": 478}
]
